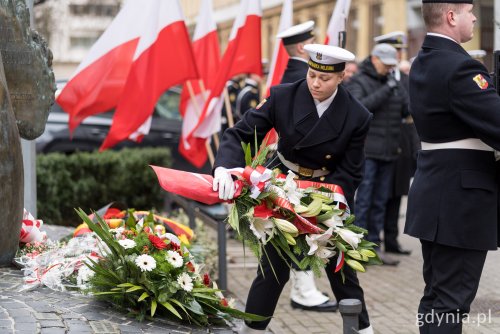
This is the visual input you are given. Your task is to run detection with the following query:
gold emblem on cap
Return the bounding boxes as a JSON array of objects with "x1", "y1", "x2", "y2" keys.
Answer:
[{"x1": 316, "y1": 52, "x2": 322, "y2": 60}]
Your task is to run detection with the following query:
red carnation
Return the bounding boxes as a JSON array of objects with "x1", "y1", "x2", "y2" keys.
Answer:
[
  {"x1": 186, "y1": 262, "x2": 195, "y2": 272},
  {"x1": 169, "y1": 241, "x2": 180, "y2": 251},
  {"x1": 220, "y1": 298, "x2": 228, "y2": 307},
  {"x1": 148, "y1": 234, "x2": 167, "y2": 250},
  {"x1": 203, "y1": 273, "x2": 211, "y2": 286}
]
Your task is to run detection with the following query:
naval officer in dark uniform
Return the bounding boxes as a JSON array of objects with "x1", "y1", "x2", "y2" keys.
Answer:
[
  {"x1": 213, "y1": 44, "x2": 374, "y2": 334},
  {"x1": 404, "y1": 1, "x2": 500, "y2": 333},
  {"x1": 274, "y1": 20, "x2": 338, "y2": 313},
  {"x1": 277, "y1": 20, "x2": 315, "y2": 84}
]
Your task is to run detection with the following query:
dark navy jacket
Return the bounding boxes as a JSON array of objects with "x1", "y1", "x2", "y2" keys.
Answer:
[
  {"x1": 214, "y1": 79, "x2": 372, "y2": 208},
  {"x1": 405, "y1": 35, "x2": 500, "y2": 250},
  {"x1": 280, "y1": 58, "x2": 309, "y2": 84}
]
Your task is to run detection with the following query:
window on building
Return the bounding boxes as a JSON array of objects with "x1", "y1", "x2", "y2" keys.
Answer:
[
  {"x1": 70, "y1": 36, "x2": 99, "y2": 50},
  {"x1": 69, "y1": 4, "x2": 119, "y2": 17}
]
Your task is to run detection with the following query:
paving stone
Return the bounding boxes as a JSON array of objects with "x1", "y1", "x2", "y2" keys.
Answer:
[
  {"x1": 33, "y1": 312, "x2": 60, "y2": 320},
  {"x1": 13, "y1": 322, "x2": 37, "y2": 331},
  {"x1": 39, "y1": 319, "x2": 65, "y2": 328},
  {"x1": 40, "y1": 328, "x2": 66, "y2": 334}
]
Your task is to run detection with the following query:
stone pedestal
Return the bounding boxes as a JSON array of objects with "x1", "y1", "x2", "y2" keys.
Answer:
[{"x1": 0, "y1": 0, "x2": 55, "y2": 266}]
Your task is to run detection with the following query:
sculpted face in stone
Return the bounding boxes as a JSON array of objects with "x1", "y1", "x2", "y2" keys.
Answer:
[{"x1": 0, "y1": 0, "x2": 56, "y2": 140}]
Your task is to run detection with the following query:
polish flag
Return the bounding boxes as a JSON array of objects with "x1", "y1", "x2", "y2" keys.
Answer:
[
  {"x1": 262, "y1": 0, "x2": 293, "y2": 146},
  {"x1": 325, "y1": 0, "x2": 352, "y2": 47},
  {"x1": 264, "y1": 0, "x2": 293, "y2": 96},
  {"x1": 57, "y1": 1, "x2": 143, "y2": 131},
  {"x1": 100, "y1": 0, "x2": 198, "y2": 150},
  {"x1": 189, "y1": 0, "x2": 262, "y2": 142},
  {"x1": 178, "y1": 0, "x2": 221, "y2": 168}
]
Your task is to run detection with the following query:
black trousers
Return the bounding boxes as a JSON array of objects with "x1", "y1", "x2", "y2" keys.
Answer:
[
  {"x1": 384, "y1": 195, "x2": 402, "y2": 250},
  {"x1": 245, "y1": 242, "x2": 370, "y2": 330},
  {"x1": 418, "y1": 240, "x2": 487, "y2": 334}
]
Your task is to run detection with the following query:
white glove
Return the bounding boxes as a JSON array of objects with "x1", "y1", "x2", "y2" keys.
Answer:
[{"x1": 213, "y1": 167, "x2": 236, "y2": 200}]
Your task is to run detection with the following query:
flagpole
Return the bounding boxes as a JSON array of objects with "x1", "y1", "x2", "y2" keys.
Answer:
[
  {"x1": 185, "y1": 81, "x2": 215, "y2": 166},
  {"x1": 223, "y1": 88, "x2": 235, "y2": 128},
  {"x1": 198, "y1": 80, "x2": 220, "y2": 149}
]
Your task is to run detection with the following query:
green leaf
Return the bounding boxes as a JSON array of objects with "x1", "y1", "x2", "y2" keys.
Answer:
[
  {"x1": 137, "y1": 292, "x2": 149, "y2": 302},
  {"x1": 184, "y1": 300, "x2": 205, "y2": 315},
  {"x1": 160, "y1": 300, "x2": 182, "y2": 319},
  {"x1": 93, "y1": 291, "x2": 122, "y2": 295},
  {"x1": 151, "y1": 299, "x2": 157, "y2": 317},
  {"x1": 116, "y1": 283, "x2": 135, "y2": 288},
  {"x1": 125, "y1": 286, "x2": 144, "y2": 293},
  {"x1": 192, "y1": 293, "x2": 220, "y2": 301}
]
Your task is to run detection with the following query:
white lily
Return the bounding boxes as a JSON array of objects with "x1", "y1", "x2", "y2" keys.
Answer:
[
  {"x1": 336, "y1": 228, "x2": 364, "y2": 249},
  {"x1": 283, "y1": 171, "x2": 303, "y2": 205},
  {"x1": 249, "y1": 217, "x2": 275, "y2": 244},
  {"x1": 306, "y1": 227, "x2": 336, "y2": 259},
  {"x1": 322, "y1": 213, "x2": 344, "y2": 229}
]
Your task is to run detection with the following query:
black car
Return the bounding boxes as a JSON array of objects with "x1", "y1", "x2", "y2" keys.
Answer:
[{"x1": 36, "y1": 82, "x2": 210, "y2": 173}]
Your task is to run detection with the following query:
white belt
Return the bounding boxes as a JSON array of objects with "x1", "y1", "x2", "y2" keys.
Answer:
[
  {"x1": 421, "y1": 138, "x2": 494, "y2": 152},
  {"x1": 277, "y1": 152, "x2": 330, "y2": 178}
]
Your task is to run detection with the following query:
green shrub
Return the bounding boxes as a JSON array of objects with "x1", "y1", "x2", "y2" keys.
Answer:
[{"x1": 37, "y1": 147, "x2": 172, "y2": 226}]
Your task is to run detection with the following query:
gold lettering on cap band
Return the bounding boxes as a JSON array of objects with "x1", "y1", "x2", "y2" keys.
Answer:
[{"x1": 308, "y1": 59, "x2": 345, "y2": 73}]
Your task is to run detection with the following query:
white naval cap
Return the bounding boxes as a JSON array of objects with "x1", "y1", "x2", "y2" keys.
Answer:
[
  {"x1": 304, "y1": 44, "x2": 355, "y2": 73},
  {"x1": 276, "y1": 20, "x2": 315, "y2": 45},
  {"x1": 374, "y1": 31, "x2": 407, "y2": 48},
  {"x1": 468, "y1": 49, "x2": 487, "y2": 59}
]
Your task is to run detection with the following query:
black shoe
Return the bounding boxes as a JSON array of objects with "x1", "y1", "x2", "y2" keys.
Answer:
[
  {"x1": 290, "y1": 299, "x2": 338, "y2": 312},
  {"x1": 385, "y1": 246, "x2": 412, "y2": 255},
  {"x1": 378, "y1": 252, "x2": 400, "y2": 266}
]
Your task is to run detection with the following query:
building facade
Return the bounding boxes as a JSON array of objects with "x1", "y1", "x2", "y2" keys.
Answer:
[{"x1": 34, "y1": 0, "x2": 496, "y2": 80}]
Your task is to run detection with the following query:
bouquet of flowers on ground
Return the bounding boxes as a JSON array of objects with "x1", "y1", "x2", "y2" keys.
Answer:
[
  {"x1": 151, "y1": 141, "x2": 381, "y2": 279},
  {"x1": 76, "y1": 208, "x2": 266, "y2": 325}
]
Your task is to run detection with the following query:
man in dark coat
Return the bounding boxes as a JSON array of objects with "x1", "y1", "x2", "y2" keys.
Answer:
[
  {"x1": 275, "y1": 20, "x2": 338, "y2": 313},
  {"x1": 345, "y1": 43, "x2": 409, "y2": 265},
  {"x1": 213, "y1": 44, "x2": 374, "y2": 334},
  {"x1": 374, "y1": 31, "x2": 419, "y2": 255},
  {"x1": 404, "y1": 1, "x2": 500, "y2": 333}
]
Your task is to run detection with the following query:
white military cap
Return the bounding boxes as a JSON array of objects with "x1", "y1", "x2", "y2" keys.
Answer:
[
  {"x1": 276, "y1": 20, "x2": 315, "y2": 45},
  {"x1": 304, "y1": 44, "x2": 355, "y2": 73},
  {"x1": 468, "y1": 49, "x2": 487, "y2": 59},
  {"x1": 374, "y1": 31, "x2": 407, "y2": 48}
]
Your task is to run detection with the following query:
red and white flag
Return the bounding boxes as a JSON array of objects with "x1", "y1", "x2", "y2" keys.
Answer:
[
  {"x1": 325, "y1": 0, "x2": 352, "y2": 47},
  {"x1": 57, "y1": 1, "x2": 144, "y2": 131},
  {"x1": 189, "y1": 0, "x2": 262, "y2": 142},
  {"x1": 100, "y1": 0, "x2": 198, "y2": 150},
  {"x1": 178, "y1": 0, "x2": 221, "y2": 168},
  {"x1": 264, "y1": 0, "x2": 293, "y2": 96}
]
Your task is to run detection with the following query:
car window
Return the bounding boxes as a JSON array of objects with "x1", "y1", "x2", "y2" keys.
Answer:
[{"x1": 155, "y1": 87, "x2": 182, "y2": 122}]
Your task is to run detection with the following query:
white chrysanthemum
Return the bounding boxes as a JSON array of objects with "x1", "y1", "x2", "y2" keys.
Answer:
[
  {"x1": 135, "y1": 254, "x2": 156, "y2": 272},
  {"x1": 118, "y1": 239, "x2": 136, "y2": 249},
  {"x1": 110, "y1": 227, "x2": 125, "y2": 239},
  {"x1": 177, "y1": 272, "x2": 193, "y2": 292},
  {"x1": 166, "y1": 250, "x2": 183, "y2": 268},
  {"x1": 77, "y1": 265, "x2": 95, "y2": 287}
]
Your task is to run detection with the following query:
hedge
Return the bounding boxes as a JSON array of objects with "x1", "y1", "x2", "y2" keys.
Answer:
[{"x1": 37, "y1": 147, "x2": 172, "y2": 226}]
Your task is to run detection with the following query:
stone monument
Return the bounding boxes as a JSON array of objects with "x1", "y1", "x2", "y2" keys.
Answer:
[{"x1": 0, "y1": 0, "x2": 55, "y2": 266}]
